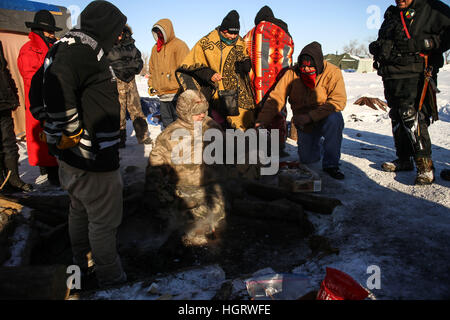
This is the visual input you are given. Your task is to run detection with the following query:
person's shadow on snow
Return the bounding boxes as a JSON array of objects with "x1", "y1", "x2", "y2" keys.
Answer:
[{"x1": 342, "y1": 128, "x2": 450, "y2": 187}]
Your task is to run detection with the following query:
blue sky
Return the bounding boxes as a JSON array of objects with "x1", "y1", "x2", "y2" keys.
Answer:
[{"x1": 35, "y1": 0, "x2": 450, "y2": 58}]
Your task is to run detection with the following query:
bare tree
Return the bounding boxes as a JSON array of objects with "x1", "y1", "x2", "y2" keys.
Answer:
[
  {"x1": 342, "y1": 39, "x2": 360, "y2": 56},
  {"x1": 342, "y1": 39, "x2": 371, "y2": 58},
  {"x1": 140, "y1": 52, "x2": 150, "y2": 76}
]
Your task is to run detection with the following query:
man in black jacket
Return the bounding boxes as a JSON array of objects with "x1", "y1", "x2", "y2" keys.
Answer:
[
  {"x1": 0, "y1": 41, "x2": 33, "y2": 193},
  {"x1": 369, "y1": 0, "x2": 450, "y2": 185},
  {"x1": 107, "y1": 25, "x2": 152, "y2": 148},
  {"x1": 35, "y1": 1, "x2": 128, "y2": 288}
]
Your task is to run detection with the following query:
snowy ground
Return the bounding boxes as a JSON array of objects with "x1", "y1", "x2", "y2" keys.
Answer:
[{"x1": 15, "y1": 66, "x2": 450, "y2": 300}]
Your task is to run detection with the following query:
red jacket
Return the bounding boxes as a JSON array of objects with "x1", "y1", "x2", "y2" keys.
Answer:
[{"x1": 18, "y1": 32, "x2": 57, "y2": 167}]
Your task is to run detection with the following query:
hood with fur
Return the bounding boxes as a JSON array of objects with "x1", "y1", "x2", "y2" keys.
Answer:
[{"x1": 176, "y1": 90, "x2": 209, "y2": 124}]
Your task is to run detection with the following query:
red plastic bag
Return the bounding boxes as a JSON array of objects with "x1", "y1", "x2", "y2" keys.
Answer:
[{"x1": 316, "y1": 268, "x2": 369, "y2": 300}]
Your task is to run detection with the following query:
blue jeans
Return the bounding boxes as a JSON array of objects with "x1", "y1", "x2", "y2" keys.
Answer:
[{"x1": 297, "y1": 112, "x2": 344, "y2": 169}]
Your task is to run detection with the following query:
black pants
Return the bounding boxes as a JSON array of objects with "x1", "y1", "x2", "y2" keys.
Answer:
[
  {"x1": 0, "y1": 109, "x2": 19, "y2": 163},
  {"x1": 160, "y1": 99, "x2": 178, "y2": 128},
  {"x1": 383, "y1": 76, "x2": 433, "y2": 160}
]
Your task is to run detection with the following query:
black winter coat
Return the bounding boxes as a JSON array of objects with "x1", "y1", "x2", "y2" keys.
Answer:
[
  {"x1": 370, "y1": 0, "x2": 450, "y2": 79},
  {"x1": 107, "y1": 36, "x2": 143, "y2": 83},
  {"x1": 0, "y1": 41, "x2": 20, "y2": 112},
  {"x1": 31, "y1": 1, "x2": 127, "y2": 172}
]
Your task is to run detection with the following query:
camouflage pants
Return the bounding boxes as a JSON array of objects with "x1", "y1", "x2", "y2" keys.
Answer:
[
  {"x1": 117, "y1": 78, "x2": 150, "y2": 141},
  {"x1": 153, "y1": 182, "x2": 226, "y2": 233},
  {"x1": 175, "y1": 184, "x2": 226, "y2": 229}
]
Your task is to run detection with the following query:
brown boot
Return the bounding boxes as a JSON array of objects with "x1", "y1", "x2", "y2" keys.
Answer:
[
  {"x1": 3, "y1": 157, "x2": 33, "y2": 192},
  {"x1": 415, "y1": 158, "x2": 435, "y2": 186},
  {"x1": 382, "y1": 158, "x2": 414, "y2": 172},
  {"x1": 133, "y1": 118, "x2": 151, "y2": 144}
]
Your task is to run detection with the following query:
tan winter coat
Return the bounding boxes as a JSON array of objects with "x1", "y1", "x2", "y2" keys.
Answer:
[
  {"x1": 257, "y1": 61, "x2": 347, "y2": 130},
  {"x1": 149, "y1": 91, "x2": 225, "y2": 187},
  {"x1": 148, "y1": 19, "x2": 190, "y2": 96}
]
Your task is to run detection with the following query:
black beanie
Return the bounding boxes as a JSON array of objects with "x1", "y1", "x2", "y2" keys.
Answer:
[
  {"x1": 220, "y1": 10, "x2": 240, "y2": 34},
  {"x1": 298, "y1": 42, "x2": 324, "y2": 74}
]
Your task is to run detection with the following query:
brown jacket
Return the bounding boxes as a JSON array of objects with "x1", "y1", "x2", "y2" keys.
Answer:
[
  {"x1": 148, "y1": 19, "x2": 190, "y2": 96},
  {"x1": 257, "y1": 61, "x2": 347, "y2": 129}
]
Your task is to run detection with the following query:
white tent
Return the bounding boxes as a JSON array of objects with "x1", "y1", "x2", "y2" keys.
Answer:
[{"x1": 0, "y1": 0, "x2": 70, "y2": 137}]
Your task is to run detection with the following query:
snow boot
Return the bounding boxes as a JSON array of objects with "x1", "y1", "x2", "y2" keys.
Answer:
[
  {"x1": 414, "y1": 158, "x2": 435, "y2": 186},
  {"x1": 133, "y1": 118, "x2": 152, "y2": 145},
  {"x1": 3, "y1": 157, "x2": 33, "y2": 192},
  {"x1": 381, "y1": 158, "x2": 414, "y2": 172},
  {"x1": 323, "y1": 167, "x2": 345, "y2": 180},
  {"x1": 441, "y1": 169, "x2": 450, "y2": 181},
  {"x1": 119, "y1": 129, "x2": 126, "y2": 149}
]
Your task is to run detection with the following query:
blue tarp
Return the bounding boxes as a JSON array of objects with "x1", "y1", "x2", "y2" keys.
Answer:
[{"x1": 0, "y1": 0, "x2": 61, "y2": 13}]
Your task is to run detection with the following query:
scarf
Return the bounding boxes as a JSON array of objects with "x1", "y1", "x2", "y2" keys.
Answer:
[
  {"x1": 220, "y1": 33, "x2": 238, "y2": 46},
  {"x1": 300, "y1": 69, "x2": 316, "y2": 89},
  {"x1": 156, "y1": 31, "x2": 164, "y2": 52}
]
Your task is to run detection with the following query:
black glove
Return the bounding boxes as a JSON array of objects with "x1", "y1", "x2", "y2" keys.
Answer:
[
  {"x1": 396, "y1": 38, "x2": 434, "y2": 53},
  {"x1": 369, "y1": 41, "x2": 380, "y2": 56},
  {"x1": 235, "y1": 59, "x2": 252, "y2": 75}
]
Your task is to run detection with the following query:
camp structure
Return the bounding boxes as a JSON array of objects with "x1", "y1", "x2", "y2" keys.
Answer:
[
  {"x1": 0, "y1": 0, "x2": 70, "y2": 138},
  {"x1": 324, "y1": 53, "x2": 374, "y2": 73}
]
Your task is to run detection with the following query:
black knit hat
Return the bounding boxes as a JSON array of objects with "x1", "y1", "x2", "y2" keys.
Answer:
[
  {"x1": 298, "y1": 42, "x2": 324, "y2": 74},
  {"x1": 220, "y1": 10, "x2": 240, "y2": 34},
  {"x1": 25, "y1": 10, "x2": 62, "y2": 32}
]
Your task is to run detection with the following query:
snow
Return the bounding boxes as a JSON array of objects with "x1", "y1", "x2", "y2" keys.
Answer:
[
  {"x1": 77, "y1": 265, "x2": 226, "y2": 300},
  {"x1": 3, "y1": 207, "x2": 33, "y2": 267},
  {"x1": 14, "y1": 67, "x2": 450, "y2": 299}
]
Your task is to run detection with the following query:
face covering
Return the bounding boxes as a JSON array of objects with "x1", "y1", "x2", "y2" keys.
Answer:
[
  {"x1": 220, "y1": 32, "x2": 238, "y2": 46},
  {"x1": 300, "y1": 67, "x2": 317, "y2": 89},
  {"x1": 46, "y1": 36, "x2": 57, "y2": 45},
  {"x1": 156, "y1": 31, "x2": 164, "y2": 52},
  {"x1": 33, "y1": 29, "x2": 56, "y2": 48}
]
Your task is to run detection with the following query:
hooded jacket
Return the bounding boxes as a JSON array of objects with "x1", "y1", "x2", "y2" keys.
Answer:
[
  {"x1": 370, "y1": 0, "x2": 450, "y2": 79},
  {"x1": 257, "y1": 42, "x2": 347, "y2": 129},
  {"x1": 35, "y1": 0, "x2": 127, "y2": 172},
  {"x1": 0, "y1": 41, "x2": 20, "y2": 112},
  {"x1": 148, "y1": 19, "x2": 190, "y2": 96},
  {"x1": 244, "y1": 6, "x2": 294, "y2": 105},
  {"x1": 107, "y1": 25, "x2": 144, "y2": 83},
  {"x1": 254, "y1": 6, "x2": 290, "y2": 36},
  {"x1": 18, "y1": 29, "x2": 58, "y2": 167},
  {"x1": 149, "y1": 90, "x2": 224, "y2": 187}
]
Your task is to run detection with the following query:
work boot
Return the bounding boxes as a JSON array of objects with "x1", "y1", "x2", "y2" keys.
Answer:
[
  {"x1": 141, "y1": 137, "x2": 153, "y2": 145},
  {"x1": 133, "y1": 118, "x2": 151, "y2": 145},
  {"x1": 3, "y1": 157, "x2": 33, "y2": 192},
  {"x1": 323, "y1": 167, "x2": 345, "y2": 180},
  {"x1": 119, "y1": 129, "x2": 126, "y2": 149},
  {"x1": 441, "y1": 169, "x2": 450, "y2": 181},
  {"x1": 45, "y1": 166, "x2": 60, "y2": 187},
  {"x1": 381, "y1": 158, "x2": 414, "y2": 172},
  {"x1": 415, "y1": 158, "x2": 435, "y2": 185}
]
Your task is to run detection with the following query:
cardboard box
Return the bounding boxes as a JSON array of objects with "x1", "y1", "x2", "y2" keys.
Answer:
[{"x1": 278, "y1": 162, "x2": 322, "y2": 193}]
